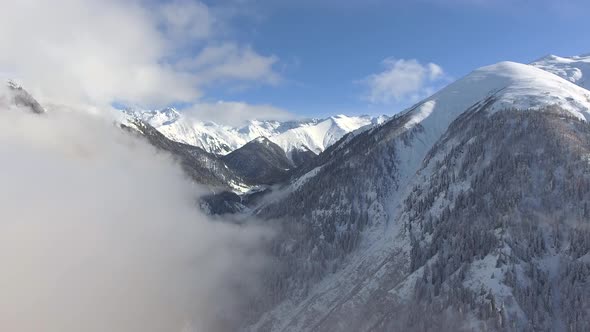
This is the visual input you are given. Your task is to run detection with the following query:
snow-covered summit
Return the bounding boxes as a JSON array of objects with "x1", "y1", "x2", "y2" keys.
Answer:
[
  {"x1": 531, "y1": 53, "x2": 590, "y2": 91},
  {"x1": 123, "y1": 107, "x2": 180, "y2": 127},
  {"x1": 402, "y1": 61, "x2": 590, "y2": 141},
  {"x1": 122, "y1": 109, "x2": 388, "y2": 157},
  {"x1": 270, "y1": 114, "x2": 386, "y2": 158}
]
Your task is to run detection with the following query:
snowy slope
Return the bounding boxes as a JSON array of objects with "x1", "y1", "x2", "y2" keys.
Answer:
[
  {"x1": 396, "y1": 61, "x2": 590, "y2": 147},
  {"x1": 247, "y1": 60, "x2": 590, "y2": 331},
  {"x1": 270, "y1": 114, "x2": 388, "y2": 157},
  {"x1": 123, "y1": 108, "x2": 249, "y2": 155},
  {"x1": 122, "y1": 109, "x2": 387, "y2": 157},
  {"x1": 531, "y1": 54, "x2": 590, "y2": 90}
]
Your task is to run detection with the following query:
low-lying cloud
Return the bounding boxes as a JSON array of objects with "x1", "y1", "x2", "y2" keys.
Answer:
[
  {"x1": 0, "y1": 101, "x2": 270, "y2": 332},
  {"x1": 185, "y1": 100, "x2": 297, "y2": 127}
]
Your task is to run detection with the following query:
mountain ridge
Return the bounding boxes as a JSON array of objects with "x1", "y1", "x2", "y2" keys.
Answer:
[{"x1": 122, "y1": 109, "x2": 389, "y2": 159}]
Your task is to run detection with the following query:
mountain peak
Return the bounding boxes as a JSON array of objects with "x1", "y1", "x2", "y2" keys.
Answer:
[
  {"x1": 252, "y1": 136, "x2": 272, "y2": 144},
  {"x1": 531, "y1": 53, "x2": 590, "y2": 90},
  {"x1": 384, "y1": 59, "x2": 590, "y2": 152},
  {"x1": 123, "y1": 107, "x2": 180, "y2": 127},
  {"x1": 222, "y1": 135, "x2": 292, "y2": 184},
  {"x1": 3, "y1": 80, "x2": 45, "y2": 114},
  {"x1": 6, "y1": 79, "x2": 21, "y2": 89}
]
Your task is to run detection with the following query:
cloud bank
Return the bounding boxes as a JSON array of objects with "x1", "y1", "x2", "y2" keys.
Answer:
[
  {"x1": 0, "y1": 0, "x2": 279, "y2": 109},
  {"x1": 0, "y1": 100, "x2": 269, "y2": 332},
  {"x1": 363, "y1": 58, "x2": 446, "y2": 104}
]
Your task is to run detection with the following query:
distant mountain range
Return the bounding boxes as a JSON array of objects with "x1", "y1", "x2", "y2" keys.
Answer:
[{"x1": 122, "y1": 108, "x2": 389, "y2": 161}]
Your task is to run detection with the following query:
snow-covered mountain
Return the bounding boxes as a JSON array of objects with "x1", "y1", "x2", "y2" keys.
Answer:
[
  {"x1": 122, "y1": 108, "x2": 388, "y2": 159},
  {"x1": 271, "y1": 114, "x2": 388, "y2": 159},
  {"x1": 235, "y1": 59, "x2": 590, "y2": 331},
  {"x1": 531, "y1": 54, "x2": 590, "y2": 90}
]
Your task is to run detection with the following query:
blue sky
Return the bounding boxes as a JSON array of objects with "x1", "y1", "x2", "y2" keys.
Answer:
[
  {"x1": 1, "y1": 0, "x2": 588, "y2": 124},
  {"x1": 198, "y1": 0, "x2": 590, "y2": 118}
]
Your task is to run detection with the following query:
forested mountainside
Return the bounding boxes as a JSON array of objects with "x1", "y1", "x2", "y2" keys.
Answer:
[{"x1": 241, "y1": 61, "x2": 590, "y2": 331}]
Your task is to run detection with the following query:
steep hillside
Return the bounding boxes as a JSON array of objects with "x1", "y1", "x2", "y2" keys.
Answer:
[
  {"x1": 246, "y1": 61, "x2": 590, "y2": 331},
  {"x1": 122, "y1": 119, "x2": 249, "y2": 192}
]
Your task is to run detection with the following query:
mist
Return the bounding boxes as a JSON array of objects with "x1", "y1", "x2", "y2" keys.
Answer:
[{"x1": 0, "y1": 104, "x2": 269, "y2": 332}]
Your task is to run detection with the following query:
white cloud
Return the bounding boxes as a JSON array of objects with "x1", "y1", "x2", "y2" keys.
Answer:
[
  {"x1": 180, "y1": 43, "x2": 280, "y2": 85},
  {"x1": 159, "y1": 0, "x2": 214, "y2": 41},
  {"x1": 0, "y1": 99, "x2": 270, "y2": 332},
  {"x1": 185, "y1": 101, "x2": 296, "y2": 127},
  {"x1": 0, "y1": 0, "x2": 279, "y2": 109},
  {"x1": 363, "y1": 58, "x2": 446, "y2": 104}
]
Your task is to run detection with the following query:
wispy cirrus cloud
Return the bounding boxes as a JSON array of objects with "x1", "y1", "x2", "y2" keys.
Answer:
[
  {"x1": 362, "y1": 58, "x2": 447, "y2": 105},
  {"x1": 177, "y1": 43, "x2": 280, "y2": 85}
]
